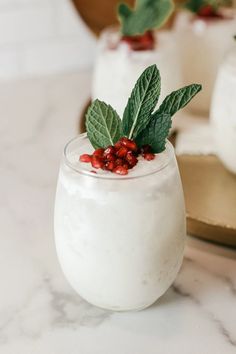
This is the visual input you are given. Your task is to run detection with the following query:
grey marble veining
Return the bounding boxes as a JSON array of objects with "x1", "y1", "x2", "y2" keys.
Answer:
[{"x1": 0, "y1": 71, "x2": 236, "y2": 354}]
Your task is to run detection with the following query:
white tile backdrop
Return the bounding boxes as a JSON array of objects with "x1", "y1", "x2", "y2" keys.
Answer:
[{"x1": 0, "y1": 0, "x2": 97, "y2": 80}]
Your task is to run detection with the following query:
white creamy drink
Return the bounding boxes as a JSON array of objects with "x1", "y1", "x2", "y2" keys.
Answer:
[
  {"x1": 175, "y1": 9, "x2": 236, "y2": 114},
  {"x1": 92, "y1": 28, "x2": 182, "y2": 117},
  {"x1": 54, "y1": 135, "x2": 186, "y2": 311},
  {"x1": 54, "y1": 61, "x2": 201, "y2": 311},
  {"x1": 211, "y1": 46, "x2": 236, "y2": 174}
]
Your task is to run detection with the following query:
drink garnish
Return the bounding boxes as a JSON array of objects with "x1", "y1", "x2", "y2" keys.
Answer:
[
  {"x1": 117, "y1": 0, "x2": 174, "y2": 50},
  {"x1": 183, "y1": 0, "x2": 232, "y2": 18},
  {"x1": 81, "y1": 64, "x2": 201, "y2": 175}
]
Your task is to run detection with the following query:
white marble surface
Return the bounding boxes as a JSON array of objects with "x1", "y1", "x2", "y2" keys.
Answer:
[{"x1": 0, "y1": 71, "x2": 236, "y2": 354}]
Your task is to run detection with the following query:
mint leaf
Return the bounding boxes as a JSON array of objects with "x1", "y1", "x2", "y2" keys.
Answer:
[
  {"x1": 183, "y1": 0, "x2": 231, "y2": 14},
  {"x1": 85, "y1": 99, "x2": 123, "y2": 149},
  {"x1": 136, "y1": 113, "x2": 172, "y2": 153},
  {"x1": 156, "y1": 84, "x2": 202, "y2": 117},
  {"x1": 122, "y1": 64, "x2": 161, "y2": 139},
  {"x1": 118, "y1": 3, "x2": 132, "y2": 20},
  {"x1": 184, "y1": 0, "x2": 207, "y2": 13},
  {"x1": 118, "y1": 0, "x2": 174, "y2": 36},
  {"x1": 135, "y1": 83, "x2": 202, "y2": 152}
]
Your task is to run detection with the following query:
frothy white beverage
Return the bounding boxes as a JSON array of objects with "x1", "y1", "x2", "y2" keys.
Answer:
[
  {"x1": 211, "y1": 47, "x2": 236, "y2": 174},
  {"x1": 54, "y1": 135, "x2": 186, "y2": 311},
  {"x1": 175, "y1": 9, "x2": 236, "y2": 114},
  {"x1": 92, "y1": 28, "x2": 182, "y2": 118}
]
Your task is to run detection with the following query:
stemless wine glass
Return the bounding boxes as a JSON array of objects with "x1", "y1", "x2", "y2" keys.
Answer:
[{"x1": 54, "y1": 134, "x2": 186, "y2": 311}]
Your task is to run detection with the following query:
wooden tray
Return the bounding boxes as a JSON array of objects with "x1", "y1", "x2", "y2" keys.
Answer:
[
  {"x1": 177, "y1": 155, "x2": 236, "y2": 247},
  {"x1": 79, "y1": 102, "x2": 236, "y2": 248}
]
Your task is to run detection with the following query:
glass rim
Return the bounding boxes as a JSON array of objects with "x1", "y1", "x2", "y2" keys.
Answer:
[{"x1": 63, "y1": 133, "x2": 174, "y2": 181}]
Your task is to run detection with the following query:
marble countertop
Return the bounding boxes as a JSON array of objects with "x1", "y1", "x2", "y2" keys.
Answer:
[{"x1": 1, "y1": 71, "x2": 236, "y2": 354}]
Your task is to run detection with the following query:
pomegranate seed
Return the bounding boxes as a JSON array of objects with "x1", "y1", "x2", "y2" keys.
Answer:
[
  {"x1": 120, "y1": 137, "x2": 138, "y2": 152},
  {"x1": 115, "y1": 158, "x2": 124, "y2": 166},
  {"x1": 114, "y1": 141, "x2": 122, "y2": 150},
  {"x1": 120, "y1": 137, "x2": 130, "y2": 145},
  {"x1": 140, "y1": 144, "x2": 152, "y2": 155},
  {"x1": 105, "y1": 161, "x2": 115, "y2": 171},
  {"x1": 116, "y1": 146, "x2": 128, "y2": 158},
  {"x1": 91, "y1": 156, "x2": 104, "y2": 169},
  {"x1": 93, "y1": 148, "x2": 104, "y2": 158},
  {"x1": 104, "y1": 145, "x2": 115, "y2": 156},
  {"x1": 81, "y1": 141, "x2": 156, "y2": 175},
  {"x1": 143, "y1": 153, "x2": 155, "y2": 161},
  {"x1": 123, "y1": 163, "x2": 129, "y2": 170},
  {"x1": 79, "y1": 154, "x2": 92, "y2": 163},
  {"x1": 106, "y1": 153, "x2": 115, "y2": 161},
  {"x1": 198, "y1": 5, "x2": 215, "y2": 17},
  {"x1": 113, "y1": 165, "x2": 128, "y2": 175},
  {"x1": 139, "y1": 31, "x2": 155, "y2": 50},
  {"x1": 126, "y1": 151, "x2": 138, "y2": 167},
  {"x1": 121, "y1": 31, "x2": 154, "y2": 51}
]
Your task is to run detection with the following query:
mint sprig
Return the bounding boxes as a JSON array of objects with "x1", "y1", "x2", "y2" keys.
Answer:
[
  {"x1": 184, "y1": 0, "x2": 208, "y2": 13},
  {"x1": 85, "y1": 100, "x2": 123, "y2": 149},
  {"x1": 122, "y1": 64, "x2": 161, "y2": 140},
  {"x1": 118, "y1": 0, "x2": 174, "y2": 36},
  {"x1": 85, "y1": 65, "x2": 202, "y2": 154},
  {"x1": 183, "y1": 0, "x2": 231, "y2": 14}
]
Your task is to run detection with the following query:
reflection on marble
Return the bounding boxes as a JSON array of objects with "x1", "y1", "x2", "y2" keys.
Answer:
[{"x1": 0, "y1": 71, "x2": 235, "y2": 354}]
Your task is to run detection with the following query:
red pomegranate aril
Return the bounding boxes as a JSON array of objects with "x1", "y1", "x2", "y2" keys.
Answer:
[
  {"x1": 106, "y1": 153, "x2": 115, "y2": 162},
  {"x1": 139, "y1": 31, "x2": 155, "y2": 50},
  {"x1": 120, "y1": 137, "x2": 138, "y2": 152},
  {"x1": 79, "y1": 154, "x2": 92, "y2": 163},
  {"x1": 119, "y1": 137, "x2": 129, "y2": 145},
  {"x1": 126, "y1": 151, "x2": 138, "y2": 167},
  {"x1": 123, "y1": 163, "x2": 129, "y2": 170},
  {"x1": 113, "y1": 165, "x2": 128, "y2": 175},
  {"x1": 143, "y1": 153, "x2": 155, "y2": 161},
  {"x1": 104, "y1": 145, "x2": 115, "y2": 156},
  {"x1": 129, "y1": 159, "x2": 138, "y2": 168},
  {"x1": 93, "y1": 148, "x2": 104, "y2": 158},
  {"x1": 114, "y1": 141, "x2": 122, "y2": 150},
  {"x1": 81, "y1": 141, "x2": 155, "y2": 175},
  {"x1": 105, "y1": 161, "x2": 115, "y2": 171},
  {"x1": 91, "y1": 156, "x2": 104, "y2": 169},
  {"x1": 115, "y1": 158, "x2": 124, "y2": 166},
  {"x1": 116, "y1": 146, "x2": 128, "y2": 158},
  {"x1": 121, "y1": 31, "x2": 154, "y2": 51},
  {"x1": 141, "y1": 144, "x2": 152, "y2": 155},
  {"x1": 198, "y1": 5, "x2": 215, "y2": 17}
]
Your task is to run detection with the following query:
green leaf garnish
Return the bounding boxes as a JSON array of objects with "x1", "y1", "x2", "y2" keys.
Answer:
[
  {"x1": 85, "y1": 65, "x2": 202, "y2": 155},
  {"x1": 183, "y1": 0, "x2": 232, "y2": 14},
  {"x1": 85, "y1": 99, "x2": 123, "y2": 149},
  {"x1": 122, "y1": 64, "x2": 161, "y2": 139},
  {"x1": 184, "y1": 0, "x2": 208, "y2": 13},
  {"x1": 136, "y1": 113, "x2": 172, "y2": 153},
  {"x1": 118, "y1": 0, "x2": 174, "y2": 36},
  {"x1": 136, "y1": 83, "x2": 202, "y2": 153},
  {"x1": 156, "y1": 84, "x2": 202, "y2": 117}
]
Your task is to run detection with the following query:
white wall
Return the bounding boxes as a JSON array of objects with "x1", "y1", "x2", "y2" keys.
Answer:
[{"x1": 0, "y1": 0, "x2": 97, "y2": 81}]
